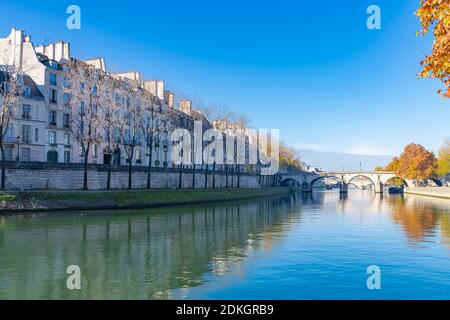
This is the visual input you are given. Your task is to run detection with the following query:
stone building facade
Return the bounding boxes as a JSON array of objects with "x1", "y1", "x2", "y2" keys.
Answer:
[
  {"x1": 0, "y1": 27, "x2": 268, "y2": 192},
  {"x1": 0, "y1": 28, "x2": 205, "y2": 169}
]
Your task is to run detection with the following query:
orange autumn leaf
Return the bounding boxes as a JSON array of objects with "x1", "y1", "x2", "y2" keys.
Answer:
[{"x1": 416, "y1": 0, "x2": 450, "y2": 98}]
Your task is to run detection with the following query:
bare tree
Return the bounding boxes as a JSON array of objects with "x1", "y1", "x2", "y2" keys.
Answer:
[
  {"x1": 101, "y1": 78, "x2": 122, "y2": 189},
  {"x1": 141, "y1": 94, "x2": 165, "y2": 189},
  {"x1": 118, "y1": 85, "x2": 144, "y2": 189},
  {"x1": 0, "y1": 65, "x2": 23, "y2": 190},
  {"x1": 167, "y1": 108, "x2": 192, "y2": 189},
  {"x1": 64, "y1": 59, "x2": 109, "y2": 190}
]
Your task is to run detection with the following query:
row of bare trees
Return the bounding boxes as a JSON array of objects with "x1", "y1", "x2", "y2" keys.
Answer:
[
  {"x1": 1, "y1": 58, "x2": 284, "y2": 191},
  {"x1": 64, "y1": 59, "x2": 173, "y2": 190}
]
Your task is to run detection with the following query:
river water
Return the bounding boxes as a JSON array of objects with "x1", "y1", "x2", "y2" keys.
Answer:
[{"x1": 0, "y1": 191, "x2": 450, "y2": 299}]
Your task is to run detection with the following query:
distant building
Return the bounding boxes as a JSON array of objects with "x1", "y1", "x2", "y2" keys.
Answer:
[{"x1": 179, "y1": 99, "x2": 192, "y2": 116}]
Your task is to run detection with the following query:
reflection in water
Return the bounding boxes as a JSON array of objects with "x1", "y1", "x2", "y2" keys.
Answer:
[
  {"x1": 0, "y1": 191, "x2": 450, "y2": 299},
  {"x1": 0, "y1": 196, "x2": 298, "y2": 299},
  {"x1": 389, "y1": 196, "x2": 438, "y2": 242}
]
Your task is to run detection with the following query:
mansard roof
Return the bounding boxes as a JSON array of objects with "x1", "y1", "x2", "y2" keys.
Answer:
[{"x1": 0, "y1": 66, "x2": 44, "y2": 101}]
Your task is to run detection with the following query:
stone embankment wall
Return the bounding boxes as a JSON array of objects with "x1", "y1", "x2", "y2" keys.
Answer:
[
  {"x1": 3, "y1": 162, "x2": 271, "y2": 190},
  {"x1": 404, "y1": 187, "x2": 450, "y2": 199}
]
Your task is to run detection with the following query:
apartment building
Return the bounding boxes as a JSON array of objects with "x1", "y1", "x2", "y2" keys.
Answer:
[
  {"x1": 0, "y1": 28, "x2": 258, "y2": 172},
  {"x1": 0, "y1": 66, "x2": 46, "y2": 161},
  {"x1": 0, "y1": 28, "x2": 179, "y2": 167}
]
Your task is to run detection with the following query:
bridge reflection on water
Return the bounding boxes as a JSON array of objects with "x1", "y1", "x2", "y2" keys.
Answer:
[{"x1": 0, "y1": 191, "x2": 450, "y2": 299}]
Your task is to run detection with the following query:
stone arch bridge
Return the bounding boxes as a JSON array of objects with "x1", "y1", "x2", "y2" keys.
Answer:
[{"x1": 280, "y1": 171, "x2": 414, "y2": 194}]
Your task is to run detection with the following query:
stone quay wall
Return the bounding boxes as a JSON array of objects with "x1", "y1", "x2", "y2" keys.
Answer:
[
  {"x1": 3, "y1": 162, "x2": 267, "y2": 190},
  {"x1": 404, "y1": 187, "x2": 450, "y2": 199}
]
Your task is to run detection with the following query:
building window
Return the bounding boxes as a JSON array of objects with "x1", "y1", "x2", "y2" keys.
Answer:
[
  {"x1": 63, "y1": 113, "x2": 70, "y2": 128},
  {"x1": 49, "y1": 131, "x2": 57, "y2": 145},
  {"x1": 34, "y1": 105, "x2": 40, "y2": 120},
  {"x1": 4, "y1": 147, "x2": 13, "y2": 161},
  {"x1": 79, "y1": 101, "x2": 85, "y2": 114},
  {"x1": 50, "y1": 89, "x2": 57, "y2": 103},
  {"x1": 92, "y1": 144, "x2": 98, "y2": 158},
  {"x1": 63, "y1": 77, "x2": 71, "y2": 89},
  {"x1": 22, "y1": 86, "x2": 31, "y2": 98},
  {"x1": 49, "y1": 73, "x2": 57, "y2": 86},
  {"x1": 47, "y1": 150, "x2": 58, "y2": 163},
  {"x1": 63, "y1": 93, "x2": 71, "y2": 105},
  {"x1": 22, "y1": 125, "x2": 31, "y2": 145},
  {"x1": 22, "y1": 148, "x2": 30, "y2": 162},
  {"x1": 64, "y1": 151, "x2": 71, "y2": 163},
  {"x1": 35, "y1": 128, "x2": 39, "y2": 143},
  {"x1": 5, "y1": 125, "x2": 13, "y2": 144},
  {"x1": 64, "y1": 133, "x2": 71, "y2": 147},
  {"x1": 49, "y1": 110, "x2": 57, "y2": 126},
  {"x1": 22, "y1": 104, "x2": 31, "y2": 119},
  {"x1": 79, "y1": 146, "x2": 85, "y2": 157},
  {"x1": 136, "y1": 148, "x2": 142, "y2": 163}
]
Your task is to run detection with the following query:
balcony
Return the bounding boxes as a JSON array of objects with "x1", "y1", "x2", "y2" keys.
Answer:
[{"x1": 3, "y1": 136, "x2": 18, "y2": 144}]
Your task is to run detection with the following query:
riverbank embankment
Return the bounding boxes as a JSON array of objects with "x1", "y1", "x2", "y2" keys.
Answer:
[
  {"x1": 0, "y1": 187, "x2": 295, "y2": 214},
  {"x1": 404, "y1": 187, "x2": 450, "y2": 200}
]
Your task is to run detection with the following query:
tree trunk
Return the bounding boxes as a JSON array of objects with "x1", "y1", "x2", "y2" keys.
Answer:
[
  {"x1": 106, "y1": 152, "x2": 112, "y2": 190},
  {"x1": 0, "y1": 144, "x2": 5, "y2": 190},
  {"x1": 192, "y1": 163, "x2": 196, "y2": 189},
  {"x1": 147, "y1": 146, "x2": 153, "y2": 189},
  {"x1": 231, "y1": 167, "x2": 234, "y2": 188},
  {"x1": 83, "y1": 143, "x2": 90, "y2": 190},
  {"x1": 237, "y1": 164, "x2": 240, "y2": 188},
  {"x1": 178, "y1": 163, "x2": 183, "y2": 189},
  {"x1": 128, "y1": 147, "x2": 134, "y2": 189},
  {"x1": 225, "y1": 165, "x2": 229, "y2": 188},
  {"x1": 212, "y1": 162, "x2": 216, "y2": 188}
]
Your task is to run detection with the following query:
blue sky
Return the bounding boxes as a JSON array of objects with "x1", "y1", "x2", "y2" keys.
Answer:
[{"x1": 1, "y1": 0, "x2": 449, "y2": 158}]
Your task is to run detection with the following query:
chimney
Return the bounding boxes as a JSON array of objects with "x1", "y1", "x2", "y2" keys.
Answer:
[
  {"x1": 45, "y1": 43, "x2": 55, "y2": 60},
  {"x1": 84, "y1": 57, "x2": 106, "y2": 72},
  {"x1": 179, "y1": 100, "x2": 192, "y2": 116},
  {"x1": 143, "y1": 80, "x2": 164, "y2": 100},
  {"x1": 164, "y1": 90, "x2": 174, "y2": 108},
  {"x1": 9, "y1": 28, "x2": 24, "y2": 69},
  {"x1": 63, "y1": 42, "x2": 70, "y2": 60},
  {"x1": 53, "y1": 41, "x2": 71, "y2": 61}
]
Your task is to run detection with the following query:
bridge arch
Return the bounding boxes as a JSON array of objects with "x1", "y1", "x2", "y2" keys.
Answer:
[
  {"x1": 384, "y1": 176, "x2": 409, "y2": 187},
  {"x1": 310, "y1": 176, "x2": 342, "y2": 190},
  {"x1": 346, "y1": 175, "x2": 376, "y2": 188},
  {"x1": 280, "y1": 178, "x2": 301, "y2": 187}
]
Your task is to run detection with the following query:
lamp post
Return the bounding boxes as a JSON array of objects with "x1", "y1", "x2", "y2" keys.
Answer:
[{"x1": 16, "y1": 135, "x2": 21, "y2": 161}]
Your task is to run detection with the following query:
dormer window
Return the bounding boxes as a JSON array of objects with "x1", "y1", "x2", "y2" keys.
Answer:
[
  {"x1": 49, "y1": 73, "x2": 57, "y2": 86},
  {"x1": 22, "y1": 86, "x2": 31, "y2": 98}
]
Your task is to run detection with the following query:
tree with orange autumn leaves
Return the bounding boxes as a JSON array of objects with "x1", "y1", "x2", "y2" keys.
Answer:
[
  {"x1": 385, "y1": 143, "x2": 437, "y2": 181},
  {"x1": 416, "y1": 0, "x2": 450, "y2": 97}
]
